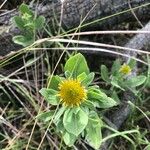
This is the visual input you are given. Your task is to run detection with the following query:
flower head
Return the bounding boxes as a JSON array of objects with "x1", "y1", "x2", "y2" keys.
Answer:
[
  {"x1": 58, "y1": 79, "x2": 87, "y2": 107},
  {"x1": 119, "y1": 64, "x2": 131, "y2": 75},
  {"x1": 22, "y1": 12, "x2": 32, "y2": 20}
]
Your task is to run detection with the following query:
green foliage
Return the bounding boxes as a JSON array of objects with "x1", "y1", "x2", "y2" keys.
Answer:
[
  {"x1": 13, "y1": 35, "x2": 34, "y2": 47},
  {"x1": 100, "y1": 59, "x2": 147, "y2": 91},
  {"x1": 47, "y1": 75, "x2": 62, "y2": 90},
  {"x1": 2, "y1": 3, "x2": 150, "y2": 149},
  {"x1": 39, "y1": 53, "x2": 117, "y2": 149},
  {"x1": 63, "y1": 107, "x2": 88, "y2": 136},
  {"x1": 39, "y1": 88, "x2": 59, "y2": 105},
  {"x1": 63, "y1": 131, "x2": 77, "y2": 147},
  {"x1": 19, "y1": 3, "x2": 33, "y2": 15},
  {"x1": 38, "y1": 54, "x2": 149, "y2": 149},
  {"x1": 125, "y1": 75, "x2": 146, "y2": 87},
  {"x1": 53, "y1": 106, "x2": 65, "y2": 124},
  {"x1": 111, "y1": 59, "x2": 121, "y2": 75},
  {"x1": 81, "y1": 72, "x2": 95, "y2": 86},
  {"x1": 64, "y1": 53, "x2": 90, "y2": 78},
  {"x1": 101, "y1": 65, "x2": 110, "y2": 82},
  {"x1": 87, "y1": 87, "x2": 117, "y2": 108},
  {"x1": 85, "y1": 111, "x2": 102, "y2": 149},
  {"x1": 12, "y1": 3, "x2": 45, "y2": 47},
  {"x1": 36, "y1": 111, "x2": 55, "y2": 122}
]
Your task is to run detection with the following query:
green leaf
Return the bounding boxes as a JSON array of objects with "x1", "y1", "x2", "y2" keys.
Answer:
[
  {"x1": 64, "y1": 53, "x2": 89, "y2": 78},
  {"x1": 24, "y1": 22, "x2": 34, "y2": 29},
  {"x1": 111, "y1": 78, "x2": 125, "y2": 91},
  {"x1": 36, "y1": 111, "x2": 55, "y2": 122},
  {"x1": 19, "y1": 3, "x2": 33, "y2": 15},
  {"x1": 128, "y1": 59, "x2": 136, "y2": 69},
  {"x1": 82, "y1": 100, "x2": 95, "y2": 110},
  {"x1": 98, "y1": 97, "x2": 118, "y2": 108},
  {"x1": 34, "y1": 16, "x2": 45, "y2": 29},
  {"x1": 13, "y1": 16, "x2": 25, "y2": 30},
  {"x1": 100, "y1": 65, "x2": 110, "y2": 82},
  {"x1": 63, "y1": 131, "x2": 77, "y2": 147},
  {"x1": 77, "y1": 72, "x2": 87, "y2": 82},
  {"x1": 63, "y1": 108, "x2": 88, "y2": 136},
  {"x1": 86, "y1": 111, "x2": 102, "y2": 149},
  {"x1": 39, "y1": 88, "x2": 59, "y2": 105},
  {"x1": 53, "y1": 107, "x2": 65, "y2": 124},
  {"x1": 111, "y1": 91, "x2": 120, "y2": 104},
  {"x1": 56, "y1": 119, "x2": 64, "y2": 133},
  {"x1": 48, "y1": 75, "x2": 61, "y2": 90},
  {"x1": 65, "y1": 70, "x2": 72, "y2": 78},
  {"x1": 87, "y1": 88, "x2": 105, "y2": 100},
  {"x1": 87, "y1": 88, "x2": 117, "y2": 108},
  {"x1": 13, "y1": 35, "x2": 34, "y2": 47},
  {"x1": 111, "y1": 59, "x2": 121, "y2": 76},
  {"x1": 82, "y1": 72, "x2": 95, "y2": 86},
  {"x1": 125, "y1": 75, "x2": 146, "y2": 87}
]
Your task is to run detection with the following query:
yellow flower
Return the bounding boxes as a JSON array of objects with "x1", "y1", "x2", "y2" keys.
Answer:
[
  {"x1": 58, "y1": 79, "x2": 87, "y2": 107},
  {"x1": 119, "y1": 64, "x2": 131, "y2": 75}
]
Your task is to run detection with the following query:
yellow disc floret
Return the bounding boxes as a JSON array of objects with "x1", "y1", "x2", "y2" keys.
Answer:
[
  {"x1": 58, "y1": 79, "x2": 87, "y2": 107},
  {"x1": 119, "y1": 64, "x2": 131, "y2": 75}
]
